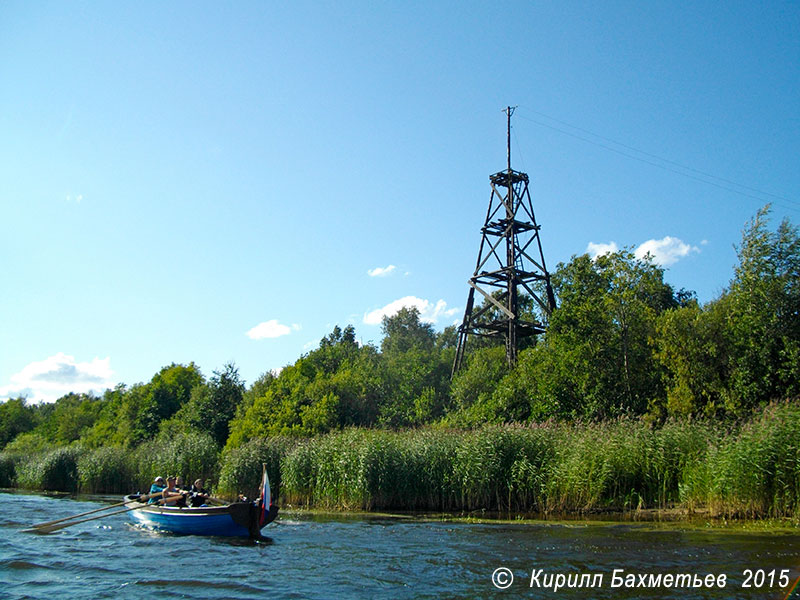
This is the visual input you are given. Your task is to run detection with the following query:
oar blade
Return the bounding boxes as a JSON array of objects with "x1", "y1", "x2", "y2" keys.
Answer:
[{"x1": 20, "y1": 526, "x2": 60, "y2": 535}]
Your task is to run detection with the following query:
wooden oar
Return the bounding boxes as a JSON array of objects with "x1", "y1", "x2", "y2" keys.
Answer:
[
  {"x1": 25, "y1": 505, "x2": 150, "y2": 534},
  {"x1": 30, "y1": 500, "x2": 130, "y2": 529},
  {"x1": 27, "y1": 492, "x2": 161, "y2": 531}
]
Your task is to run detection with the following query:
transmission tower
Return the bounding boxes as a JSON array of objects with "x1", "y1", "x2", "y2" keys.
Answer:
[{"x1": 452, "y1": 107, "x2": 556, "y2": 375}]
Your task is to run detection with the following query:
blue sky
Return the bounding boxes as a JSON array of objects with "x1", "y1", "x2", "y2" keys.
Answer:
[{"x1": 1, "y1": 1, "x2": 798, "y2": 402}]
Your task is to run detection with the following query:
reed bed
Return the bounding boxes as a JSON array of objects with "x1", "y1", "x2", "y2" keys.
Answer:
[
  {"x1": 131, "y1": 431, "x2": 220, "y2": 492},
  {"x1": 216, "y1": 436, "x2": 297, "y2": 500},
  {"x1": 281, "y1": 429, "x2": 461, "y2": 510},
  {"x1": 78, "y1": 446, "x2": 136, "y2": 494},
  {"x1": 687, "y1": 401, "x2": 800, "y2": 517},
  {"x1": 0, "y1": 402, "x2": 797, "y2": 519},
  {"x1": 15, "y1": 446, "x2": 85, "y2": 493},
  {"x1": 1, "y1": 432, "x2": 223, "y2": 495},
  {"x1": 272, "y1": 404, "x2": 799, "y2": 517}
]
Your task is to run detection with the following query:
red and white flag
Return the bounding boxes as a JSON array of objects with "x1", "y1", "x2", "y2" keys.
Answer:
[{"x1": 259, "y1": 464, "x2": 271, "y2": 527}]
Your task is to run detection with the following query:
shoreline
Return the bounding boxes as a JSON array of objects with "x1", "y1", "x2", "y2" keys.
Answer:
[
  {"x1": 5, "y1": 489, "x2": 798, "y2": 532},
  {"x1": 278, "y1": 506, "x2": 800, "y2": 532}
]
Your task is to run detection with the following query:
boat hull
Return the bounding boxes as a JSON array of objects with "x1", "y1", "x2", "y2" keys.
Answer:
[{"x1": 124, "y1": 495, "x2": 277, "y2": 537}]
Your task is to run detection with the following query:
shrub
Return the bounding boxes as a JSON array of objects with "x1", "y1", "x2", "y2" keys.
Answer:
[
  {"x1": 0, "y1": 454, "x2": 17, "y2": 487},
  {"x1": 3, "y1": 432, "x2": 51, "y2": 456}
]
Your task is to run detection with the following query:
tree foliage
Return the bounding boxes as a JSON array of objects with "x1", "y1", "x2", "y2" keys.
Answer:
[
  {"x1": 166, "y1": 362, "x2": 245, "y2": 446},
  {"x1": 726, "y1": 206, "x2": 800, "y2": 409},
  {"x1": 0, "y1": 208, "x2": 796, "y2": 457},
  {"x1": 225, "y1": 325, "x2": 384, "y2": 445},
  {"x1": 378, "y1": 308, "x2": 451, "y2": 426},
  {"x1": 0, "y1": 398, "x2": 37, "y2": 450}
]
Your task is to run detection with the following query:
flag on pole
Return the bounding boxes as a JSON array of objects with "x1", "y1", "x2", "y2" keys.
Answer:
[{"x1": 259, "y1": 463, "x2": 271, "y2": 527}]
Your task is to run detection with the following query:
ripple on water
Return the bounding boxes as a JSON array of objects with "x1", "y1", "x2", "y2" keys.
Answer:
[
  {"x1": 1, "y1": 560, "x2": 54, "y2": 570},
  {"x1": 3, "y1": 494, "x2": 800, "y2": 600},
  {"x1": 133, "y1": 578, "x2": 266, "y2": 595}
]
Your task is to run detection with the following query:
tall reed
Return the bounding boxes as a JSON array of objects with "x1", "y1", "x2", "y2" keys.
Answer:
[
  {"x1": 453, "y1": 425, "x2": 558, "y2": 512},
  {"x1": 703, "y1": 402, "x2": 800, "y2": 517},
  {"x1": 15, "y1": 446, "x2": 85, "y2": 493},
  {"x1": 132, "y1": 432, "x2": 220, "y2": 492},
  {"x1": 273, "y1": 417, "x2": 781, "y2": 515},
  {"x1": 281, "y1": 429, "x2": 461, "y2": 510},
  {"x1": 216, "y1": 436, "x2": 296, "y2": 500},
  {"x1": 78, "y1": 446, "x2": 136, "y2": 494}
]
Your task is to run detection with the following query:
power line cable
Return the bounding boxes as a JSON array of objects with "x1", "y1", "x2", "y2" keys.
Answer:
[
  {"x1": 516, "y1": 108, "x2": 799, "y2": 213},
  {"x1": 522, "y1": 107, "x2": 797, "y2": 204},
  {"x1": 511, "y1": 125, "x2": 527, "y2": 173}
]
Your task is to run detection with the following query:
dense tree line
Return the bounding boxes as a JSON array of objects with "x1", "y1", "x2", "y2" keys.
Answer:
[{"x1": 1, "y1": 207, "x2": 797, "y2": 454}]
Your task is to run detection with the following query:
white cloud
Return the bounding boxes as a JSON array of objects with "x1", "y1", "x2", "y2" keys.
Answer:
[
  {"x1": 587, "y1": 241, "x2": 619, "y2": 258},
  {"x1": 0, "y1": 353, "x2": 115, "y2": 404},
  {"x1": 367, "y1": 264, "x2": 397, "y2": 277},
  {"x1": 363, "y1": 296, "x2": 459, "y2": 326},
  {"x1": 587, "y1": 237, "x2": 700, "y2": 267},
  {"x1": 246, "y1": 319, "x2": 294, "y2": 340},
  {"x1": 635, "y1": 236, "x2": 699, "y2": 266}
]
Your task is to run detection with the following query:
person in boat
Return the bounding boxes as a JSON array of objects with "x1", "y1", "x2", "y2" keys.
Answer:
[
  {"x1": 177, "y1": 476, "x2": 195, "y2": 503},
  {"x1": 162, "y1": 475, "x2": 188, "y2": 507},
  {"x1": 148, "y1": 476, "x2": 166, "y2": 504},
  {"x1": 189, "y1": 478, "x2": 210, "y2": 507}
]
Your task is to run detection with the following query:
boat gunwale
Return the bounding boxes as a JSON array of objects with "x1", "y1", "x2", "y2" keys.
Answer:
[{"x1": 123, "y1": 494, "x2": 240, "y2": 516}]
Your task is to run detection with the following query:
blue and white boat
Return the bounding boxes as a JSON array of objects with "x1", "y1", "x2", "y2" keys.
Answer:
[{"x1": 124, "y1": 467, "x2": 278, "y2": 538}]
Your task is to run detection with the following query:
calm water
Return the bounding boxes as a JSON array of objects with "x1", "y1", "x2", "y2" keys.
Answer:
[{"x1": 1, "y1": 491, "x2": 799, "y2": 599}]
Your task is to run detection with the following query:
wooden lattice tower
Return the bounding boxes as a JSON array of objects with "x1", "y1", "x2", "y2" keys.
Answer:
[{"x1": 452, "y1": 107, "x2": 556, "y2": 375}]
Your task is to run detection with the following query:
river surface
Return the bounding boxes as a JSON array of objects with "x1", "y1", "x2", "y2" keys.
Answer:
[{"x1": 1, "y1": 491, "x2": 799, "y2": 599}]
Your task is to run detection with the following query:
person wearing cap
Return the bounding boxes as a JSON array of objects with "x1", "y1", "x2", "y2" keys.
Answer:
[{"x1": 148, "y1": 476, "x2": 166, "y2": 504}]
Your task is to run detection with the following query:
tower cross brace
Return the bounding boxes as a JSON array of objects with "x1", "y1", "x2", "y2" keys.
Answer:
[{"x1": 452, "y1": 107, "x2": 556, "y2": 375}]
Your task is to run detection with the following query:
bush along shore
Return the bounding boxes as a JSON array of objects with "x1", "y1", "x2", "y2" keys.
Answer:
[{"x1": 1, "y1": 401, "x2": 799, "y2": 520}]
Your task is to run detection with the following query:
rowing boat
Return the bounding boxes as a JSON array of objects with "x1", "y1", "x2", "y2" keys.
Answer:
[
  {"x1": 123, "y1": 466, "x2": 278, "y2": 538},
  {"x1": 122, "y1": 495, "x2": 278, "y2": 537}
]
